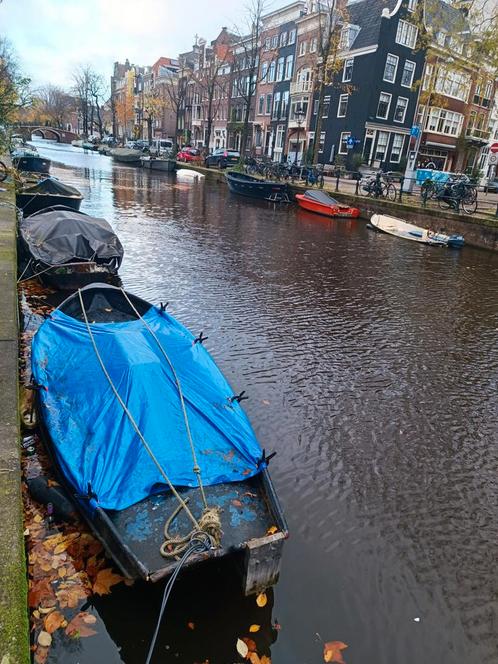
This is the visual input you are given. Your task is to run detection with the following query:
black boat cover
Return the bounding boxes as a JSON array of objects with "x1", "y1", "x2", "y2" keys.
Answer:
[
  {"x1": 20, "y1": 209, "x2": 124, "y2": 266},
  {"x1": 303, "y1": 189, "x2": 339, "y2": 205},
  {"x1": 20, "y1": 177, "x2": 82, "y2": 198}
]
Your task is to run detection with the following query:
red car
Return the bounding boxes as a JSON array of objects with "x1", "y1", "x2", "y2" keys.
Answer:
[{"x1": 176, "y1": 147, "x2": 200, "y2": 162}]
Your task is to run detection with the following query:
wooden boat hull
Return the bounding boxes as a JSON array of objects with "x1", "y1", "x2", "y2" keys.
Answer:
[
  {"x1": 34, "y1": 284, "x2": 288, "y2": 594},
  {"x1": 12, "y1": 155, "x2": 51, "y2": 174},
  {"x1": 141, "y1": 157, "x2": 176, "y2": 172},
  {"x1": 225, "y1": 172, "x2": 288, "y2": 201},
  {"x1": 295, "y1": 193, "x2": 360, "y2": 218},
  {"x1": 16, "y1": 193, "x2": 82, "y2": 217}
]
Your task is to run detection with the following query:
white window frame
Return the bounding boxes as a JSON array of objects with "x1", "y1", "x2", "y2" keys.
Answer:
[
  {"x1": 280, "y1": 90, "x2": 289, "y2": 119},
  {"x1": 338, "y1": 131, "x2": 351, "y2": 155},
  {"x1": 299, "y1": 40, "x2": 307, "y2": 56},
  {"x1": 275, "y1": 124, "x2": 285, "y2": 149},
  {"x1": 318, "y1": 131, "x2": 326, "y2": 153},
  {"x1": 407, "y1": 0, "x2": 417, "y2": 11},
  {"x1": 337, "y1": 94, "x2": 349, "y2": 118},
  {"x1": 272, "y1": 91, "x2": 281, "y2": 120},
  {"x1": 280, "y1": 32, "x2": 287, "y2": 47},
  {"x1": 276, "y1": 56, "x2": 285, "y2": 81},
  {"x1": 322, "y1": 95, "x2": 330, "y2": 118},
  {"x1": 396, "y1": 19, "x2": 418, "y2": 49},
  {"x1": 376, "y1": 92, "x2": 392, "y2": 119},
  {"x1": 401, "y1": 59, "x2": 416, "y2": 88},
  {"x1": 375, "y1": 130, "x2": 389, "y2": 161},
  {"x1": 271, "y1": 35, "x2": 278, "y2": 49},
  {"x1": 390, "y1": 133, "x2": 404, "y2": 162},
  {"x1": 285, "y1": 54, "x2": 294, "y2": 80},
  {"x1": 394, "y1": 96, "x2": 408, "y2": 123},
  {"x1": 383, "y1": 53, "x2": 399, "y2": 83},
  {"x1": 310, "y1": 37, "x2": 318, "y2": 53},
  {"x1": 258, "y1": 94, "x2": 265, "y2": 115},
  {"x1": 288, "y1": 29, "x2": 296, "y2": 45},
  {"x1": 342, "y1": 57, "x2": 354, "y2": 83},
  {"x1": 265, "y1": 93, "x2": 272, "y2": 115}
]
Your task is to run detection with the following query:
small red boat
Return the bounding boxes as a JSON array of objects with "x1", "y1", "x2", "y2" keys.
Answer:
[{"x1": 295, "y1": 190, "x2": 360, "y2": 218}]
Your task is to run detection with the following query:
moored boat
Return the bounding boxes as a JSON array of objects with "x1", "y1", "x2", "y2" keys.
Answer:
[
  {"x1": 16, "y1": 177, "x2": 83, "y2": 217},
  {"x1": 19, "y1": 207, "x2": 123, "y2": 289},
  {"x1": 11, "y1": 148, "x2": 51, "y2": 175},
  {"x1": 31, "y1": 284, "x2": 287, "y2": 592},
  {"x1": 141, "y1": 155, "x2": 176, "y2": 172},
  {"x1": 295, "y1": 189, "x2": 360, "y2": 218},
  {"x1": 176, "y1": 168, "x2": 204, "y2": 178},
  {"x1": 110, "y1": 148, "x2": 142, "y2": 165},
  {"x1": 370, "y1": 214, "x2": 464, "y2": 248},
  {"x1": 225, "y1": 171, "x2": 289, "y2": 202}
]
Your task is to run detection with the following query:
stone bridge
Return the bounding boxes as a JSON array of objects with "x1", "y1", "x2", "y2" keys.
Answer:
[{"x1": 14, "y1": 126, "x2": 79, "y2": 144}]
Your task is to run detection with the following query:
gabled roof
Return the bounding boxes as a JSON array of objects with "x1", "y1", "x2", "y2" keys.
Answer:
[{"x1": 345, "y1": 0, "x2": 398, "y2": 50}]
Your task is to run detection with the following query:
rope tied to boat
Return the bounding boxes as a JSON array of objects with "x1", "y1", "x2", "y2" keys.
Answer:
[{"x1": 76, "y1": 288, "x2": 222, "y2": 558}]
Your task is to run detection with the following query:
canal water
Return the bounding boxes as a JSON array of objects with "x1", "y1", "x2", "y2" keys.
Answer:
[{"x1": 30, "y1": 140, "x2": 498, "y2": 664}]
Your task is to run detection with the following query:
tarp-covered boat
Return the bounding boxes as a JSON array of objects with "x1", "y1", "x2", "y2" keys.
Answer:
[
  {"x1": 225, "y1": 171, "x2": 289, "y2": 201},
  {"x1": 32, "y1": 284, "x2": 287, "y2": 592},
  {"x1": 295, "y1": 189, "x2": 360, "y2": 218},
  {"x1": 16, "y1": 177, "x2": 83, "y2": 216},
  {"x1": 370, "y1": 214, "x2": 464, "y2": 248},
  {"x1": 110, "y1": 148, "x2": 142, "y2": 164},
  {"x1": 20, "y1": 207, "x2": 123, "y2": 289}
]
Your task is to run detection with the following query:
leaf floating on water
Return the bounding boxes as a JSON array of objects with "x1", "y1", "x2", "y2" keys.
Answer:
[
  {"x1": 65, "y1": 612, "x2": 98, "y2": 638},
  {"x1": 249, "y1": 624, "x2": 260, "y2": 633},
  {"x1": 266, "y1": 526, "x2": 278, "y2": 535},
  {"x1": 37, "y1": 631, "x2": 52, "y2": 647},
  {"x1": 323, "y1": 641, "x2": 348, "y2": 663},
  {"x1": 187, "y1": 621, "x2": 195, "y2": 630},
  {"x1": 236, "y1": 638, "x2": 249, "y2": 658},
  {"x1": 92, "y1": 568, "x2": 124, "y2": 595},
  {"x1": 232, "y1": 499, "x2": 243, "y2": 508},
  {"x1": 56, "y1": 584, "x2": 89, "y2": 609},
  {"x1": 256, "y1": 592, "x2": 267, "y2": 607},
  {"x1": 44, "y1": 610, "x2": 65, "y2": 634}
]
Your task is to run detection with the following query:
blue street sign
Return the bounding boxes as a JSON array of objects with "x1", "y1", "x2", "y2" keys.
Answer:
[
  {"x1": 410, "y1": 125, "x2": 420, "y2": 137},
  {"x1": 346, "y1": 136, "x2": 355, "y2": 147}
]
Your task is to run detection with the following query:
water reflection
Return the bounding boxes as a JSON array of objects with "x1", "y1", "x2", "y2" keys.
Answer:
[{"x1": 33, "y1": 140, "x2": 498, "y2": 664}]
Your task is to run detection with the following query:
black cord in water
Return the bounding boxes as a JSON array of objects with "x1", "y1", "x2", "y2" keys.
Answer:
[{"x1": 145, "y1": 533, "x2": 211, "y2": 664}]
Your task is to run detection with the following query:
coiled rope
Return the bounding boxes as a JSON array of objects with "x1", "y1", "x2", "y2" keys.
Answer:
[{"x1": 77, "y1": 289, "x2": 222, "y2": 558}]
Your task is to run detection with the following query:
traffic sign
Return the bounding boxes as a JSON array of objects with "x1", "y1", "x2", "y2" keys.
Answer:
[
  {"x1": 489, "y1": 153, "x2": 498, "y2": 165},
  {"x1": 490, "y1": 142, "x2": 498, "y2": 153},
  {"x1": 410, "y1": 125, "x2": 420, "y2": 137}
]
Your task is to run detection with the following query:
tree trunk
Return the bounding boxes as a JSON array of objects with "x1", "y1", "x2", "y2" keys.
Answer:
[
  {"x1": 205, "y1": 91, "x2": 214, "y2": 154},
  {"x1": 147, "y1": 117, "x2": 153, "y2": 144}
]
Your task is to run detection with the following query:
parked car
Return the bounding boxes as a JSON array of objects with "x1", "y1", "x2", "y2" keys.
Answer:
[
  {"x1": 151, "y1": 138, "x2": 173, "y2": 155},
  {"x1": 205, "y1": 149, "x2": 240, "y2": 169},
  {"x1": 485, "y1": 179, "x2": 498, "y2": 193},
  {"x1": 177, "y1": 147, "x2": 201, "y2": 162}
]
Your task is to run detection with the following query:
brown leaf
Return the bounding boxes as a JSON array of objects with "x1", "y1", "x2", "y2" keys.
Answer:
[
  {"x1": 44, "y1": 610, "x2": 65, "y2": 634},
  {"x1": 56, "y1": 584, "x2": 89, "y2": 609},
  {"x1": 65, "y1": 612, "x2": 98, "y2": 638},
  {"x1": 260, "y1": 656, "x2": 272, "y2": 664},
  {"x1": 28, "y1": 578, "x2": 56, "y2": 608},
  {"x1": 187, "y1": 621, "x2": 195, "y2": 630},
  {"x1": 92, "y1": 568, "x2": 124, "y2": 595},
  {"x1": 232, "y1": 499, "x2": 243, "y2": 508},
  {"x1": 323, "y1": 641, "x2": 348, "y2": 663},
  {"x1": 34, "y1": 646, "x2": 49, "y2": 664},
  {"x1": 249, "y1": 653, "x2": 262, "y2": 664},
  {"x1": 242, "y1": 637, "x2": 257, "y2": 653}
]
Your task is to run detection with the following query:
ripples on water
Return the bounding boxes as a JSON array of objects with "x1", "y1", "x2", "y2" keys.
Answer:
[{"x1": 33, "y1": 141, "x2": 498, "y2": 663}]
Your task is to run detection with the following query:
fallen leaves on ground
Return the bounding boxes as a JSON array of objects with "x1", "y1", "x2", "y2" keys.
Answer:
[
  {"x1": 65, "y1": 612, "x2": 98, "y2": 638},
  {"x1": 256, "y1": 592, "x2": 267, "y2": 607},
  {"x1": 323, "y1": 641, "x2": 348, "y2": 663}
]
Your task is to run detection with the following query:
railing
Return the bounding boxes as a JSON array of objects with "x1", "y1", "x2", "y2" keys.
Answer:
[{"x1": 290, "y1": 80, "x2": 313, "y2": 95}]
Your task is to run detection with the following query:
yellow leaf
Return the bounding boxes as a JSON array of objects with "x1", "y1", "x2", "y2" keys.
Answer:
[
  {"x1": 249, "y1": 624, "x2": 260, "y2": 633},
  {"x1": 37, "y1": 631, "x2": 52, "y2": 647},
  {"x1": 256, "y1": 592, "x2": 267, "y2": 607},
  {"x1": 236, "y1": 637, "x2": 249, "y2": 658},
  {"x1": 260, "y1": 656, "x2": 272, "y2": 664},
  {"x1": 266, "y1": 526, "x2": 277, "y2": 535},
  {"x1": 34, "y1": 515, "x2": 43, "y2": 524},
  {"x1": 92, "y1": 568, "x2": 124, "y2": 595}
]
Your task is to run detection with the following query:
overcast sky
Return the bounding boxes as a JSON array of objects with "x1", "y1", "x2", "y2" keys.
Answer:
[{"x1": 1, "y1": 0, "x2": 289, "y2": 90}]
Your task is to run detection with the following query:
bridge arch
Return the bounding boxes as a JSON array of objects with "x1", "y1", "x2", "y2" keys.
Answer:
[{"x1": 31, "y1": 127, "x2": 61, "y2": 142}]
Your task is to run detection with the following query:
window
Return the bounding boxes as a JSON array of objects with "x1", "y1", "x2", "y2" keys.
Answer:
[
  {"x1": 280, "y1": 32, "x2": 287, "y2": 47},
  {"x1": 394, "y1": 96, "x2": 408, "y2": 123},
  {"x1": 310, "y1": 37, "x2": 318, "y2": 53},
  {"x1": 383, "y1": 54, "x2": 399, "y2": 83},
  {"x1": 435, "y1": 67, "x2": 470, "y2": 102},
  {"x1": 290, "y1": 97, "x2": 308, "y2": 120},
  {"x1": 396, "y1": 20, "x2": 418, "y2": 48},
  {"x1": 264, "y1": 37, "x2": 271, "y2": 51},
  {"x1": 276, "y1": 57, "x2": 285, "y2": 81},
  {"x1": 272, "y1": 92, "x2": 281, "y2": 119},
  {"x1": 322, "y1": 95, "x2": 330, "y2": 117},
  {"x1": 313, "y1": 99, "x2": 319, "y2": 115},
  {"x1": 390, "y1": 134, "x2": 404, "y2": 162},
  {"x1": 285, "y1": 55, "x2": 294, "y2": 79},
  {"x1": 275, "y1": 125, "x2": 285, "y2": 149},
  {"x1": 268, "y1": 61, "x2": 276, "y2": 82},
  {"x1": 339, "y1": 25, "x2": 360, "y2": 50},
  {"x1": 401, "y1": 60, "x2": 416, "y2": 87},
  {"x1": 258, "y1": 95, "x2": 264, "y2": 115},
  {"x1": 299, "y1": 41, "x2": 307, "y2": 56},
  {"x1": 343, "y1": 58, "x2": 354, "y2": 82},
  {"x1": 318, "y1": 131, "x2": 326, "y2": 153},
  {"x1": 271, "y1": 35, "x2": 278, "y2": 49},
  {"x1": 377, "y1": 92, "x2": 392, "y2": 119},
  {"x1": 265, "y1": 93, "x2": 272, "y2": 115},
  {"x1": 423, "y1": 106, "x2": 464, "y2": 136},
  {"x1": 261, "y1": 61, "x2": 268, "y2": 82},
  {"x1": 281, "y1": 91, "x2": 290, "y2": 119},
  {"x1": 338, "y1": 131, "x2": 351, "y2": 154},
  {"x1": 436, "y1": 31, "x2": 446, "y2": 47},
  {"x1": 337, "y1": 94, "x2": 348, "y2": 117},
  {"x1": 288, "y1": 29, "x2": 296, "y2": 45},
  {"x1": 474, "y1": 80, "x2": 493, "y2": 107},
  {"x1": 375, "y1": 131, "x2": 389, "y2": 161},
  {"x1": 407, "y1": 0, "x2": 417, "y2": 10}
]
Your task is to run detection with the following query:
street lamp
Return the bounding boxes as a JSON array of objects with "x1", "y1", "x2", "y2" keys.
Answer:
[{"x1": 294, "y1": 107, "x2": 306, "y2": 165}]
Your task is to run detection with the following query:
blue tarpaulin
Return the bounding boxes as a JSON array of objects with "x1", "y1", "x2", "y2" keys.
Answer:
[{"x1": 32, "y1": 307, "x2": 263, "y2": 511}]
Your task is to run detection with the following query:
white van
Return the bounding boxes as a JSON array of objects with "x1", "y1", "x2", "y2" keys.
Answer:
[{"x1": 151, "y1": 139, "x2": 173, "y2": 155}]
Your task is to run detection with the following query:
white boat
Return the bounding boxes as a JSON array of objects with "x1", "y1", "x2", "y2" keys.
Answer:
[
  {"x1": 176, "y1": 168, "x2": 204, "y2": 179},
  {"x1": 370, "y1": 214, "x2": 464, "y2": 248},
  {"x1": 141, "y1": 156, "x2": 176, "y2": 172}
]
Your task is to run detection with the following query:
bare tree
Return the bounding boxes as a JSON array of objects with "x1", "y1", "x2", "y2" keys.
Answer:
[
  {"x1": 72, "y1": 65, "x2": 107, "y2": 137},
  {"x1": 37, "y1": 85, "x2": 75, "y2": 128},
  {"x1": 88, "y1": 71, "x2": 108, "y2": 138}
]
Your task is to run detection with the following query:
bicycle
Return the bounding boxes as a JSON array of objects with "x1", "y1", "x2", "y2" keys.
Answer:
[
  {"x1": 436, "y1": 180, "x2": 477, "y2": 215},
  {"x1": 0, "y1": 160, "x2": 8, "y2": 182},
  {"x1": 362, "y1": 172, "x2": 397, "y2": 200}
]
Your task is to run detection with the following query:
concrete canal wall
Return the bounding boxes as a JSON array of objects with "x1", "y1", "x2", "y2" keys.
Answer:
[
  {"x1": 0, "y1": 184, "x2": 29, "y2": 663},
  {"x1": 177, "y1": 163, "x2": 498, "y2": 252}
]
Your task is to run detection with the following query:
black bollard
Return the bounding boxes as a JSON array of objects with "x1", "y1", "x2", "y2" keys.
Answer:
[
  {"x1": 335, "y1": 169, "x2": 340, "y2": 192},
  {"x1": 398, "y1": 177, "x2": 404, "y2": 202}
]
